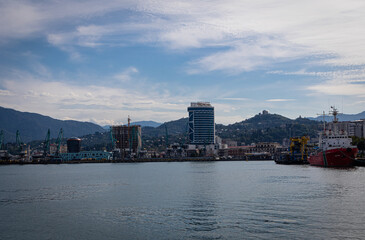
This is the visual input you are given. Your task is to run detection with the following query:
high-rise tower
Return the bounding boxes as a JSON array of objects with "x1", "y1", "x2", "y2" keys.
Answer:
[{"x1": 187, "y1": 102, "x2": 215, "y2": 145}]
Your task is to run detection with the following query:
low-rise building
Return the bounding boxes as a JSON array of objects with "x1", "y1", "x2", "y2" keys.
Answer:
[{"x1": 327, "y1": 119, "x2": 365, "y2": 138}]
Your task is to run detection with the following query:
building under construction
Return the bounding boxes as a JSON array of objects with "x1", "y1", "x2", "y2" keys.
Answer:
[{"x1": 111, "y1": 125, "x2": 142, "y2": 155}]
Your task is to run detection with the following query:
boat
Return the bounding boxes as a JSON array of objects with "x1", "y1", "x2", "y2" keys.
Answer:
[
  {"x1": 275, "y1": 136, "x2": 310, "y2": 164},
  {"x1": 354, "y1": 158, "x2": 365, "y2": 167},
  {"x1": 308, "y1": 107, "x2": 358, "y2": 167}
]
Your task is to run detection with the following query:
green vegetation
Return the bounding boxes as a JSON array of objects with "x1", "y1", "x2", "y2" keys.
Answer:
[
  {"x1": 0, "y1": 106, "x2": 105, "y2": 143},
  {"x1": 352, "y1": 136, "x2": 365, "y2": 157},
  {"x1": 6, "y1": 112, "x2": 323, "y2": 152},
  {"x1": 216, "y1": 114, "x2": 321, "y2": 145}
]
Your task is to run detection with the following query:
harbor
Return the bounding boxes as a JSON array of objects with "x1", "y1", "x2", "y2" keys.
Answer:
[
  {"x1": 2, "y1": 2, "x2": 365, "y2": 239},
  {"x1": 1, "y1": 161, "x2": 365, "y2": 240}
]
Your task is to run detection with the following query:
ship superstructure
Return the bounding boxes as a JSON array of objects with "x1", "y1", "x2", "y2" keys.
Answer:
[{"x1": 308, "y1": 107, "x2": 358, "y2": 167}]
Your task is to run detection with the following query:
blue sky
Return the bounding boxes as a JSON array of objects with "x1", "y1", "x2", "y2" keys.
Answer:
[{"x1": 1, "y1": 0, "x2": 365, "y2": 125}]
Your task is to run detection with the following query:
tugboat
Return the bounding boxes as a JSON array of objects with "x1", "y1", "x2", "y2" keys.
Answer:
[
  {"x1": 308, "y1": 107, "x2": 358, "y2": 167},
  {"x1": 275, "y1": 136, "x2": 310, "y2": 164}
]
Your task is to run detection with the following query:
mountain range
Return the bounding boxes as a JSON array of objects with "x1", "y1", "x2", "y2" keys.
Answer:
[
  {"x1": 140, "y1": 112, "x2": 322, "y2": 149},
  {"x1": 102, "y1": 121, "x2": 162, "y2": 129},
  {"x1": 307, "y1": 111, "x2": 365, "y2": 122},
  {"x1": 2, "y1": 106, "x2": 364, "y2": 147},
  {"x1": 0, "y1": 106, "x2": 105, "y2": 143}
]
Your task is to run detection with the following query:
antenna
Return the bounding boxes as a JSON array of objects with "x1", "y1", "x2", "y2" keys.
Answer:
[
  {"x1": 127, "y1": 116, "x2": 131, "y2": 153},
  {"x1": 329, "y1": 106, "x2": 342, "y2": 123},
  {"x1": 316, "y1": 111, "x2": 327, "y2": 132}
]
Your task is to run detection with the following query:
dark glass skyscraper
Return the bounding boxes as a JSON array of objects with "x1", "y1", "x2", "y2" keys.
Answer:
[{"x1": 187, "y1": 102, "x2": 215, "y2": 145}]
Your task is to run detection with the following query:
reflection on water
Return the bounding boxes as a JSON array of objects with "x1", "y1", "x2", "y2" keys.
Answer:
[
  {"x1": 183, "y1": 163, "x2": 220, "y2": 239},
  {"x1": 0, "y1": 162, "x2": 365, "y2": 239}
]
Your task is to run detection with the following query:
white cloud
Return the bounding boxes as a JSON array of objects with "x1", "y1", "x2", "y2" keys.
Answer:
[
  {"x1": 217, "y1": 97, "x2": 250, "y2": 101},
  {"x1": 0, "y1": 89, "x2": 13, "y2": 96},
  {"x1": 3, "y1": 0, "x2": 364, "y2": 72},
  {"x1": 0, "y1": 66, "x2": 274, "y2": 125},
  {"x1": 114, "y1": 67, "x2": 139, "y2": 82},
  {"x1": 2, "y1": 0, "x2": 365, "y2": 120},
  {"x1": 188, "y1": 37, "x2": 309, "y2": 73},
  {"x1": 266, "y1": 99, "x2": 295, "y2": 102},
  {"x1": 308, "y1": 82, "x2": 365, "y2": 96},
  {"x1": 2, "y1": 67, "x2": 235, "y2": 124}
]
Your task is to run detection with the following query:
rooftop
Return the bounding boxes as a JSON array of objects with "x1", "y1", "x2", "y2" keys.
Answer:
[{"x1": 190, "y1": 102, "x2": 212, "y2": 107}]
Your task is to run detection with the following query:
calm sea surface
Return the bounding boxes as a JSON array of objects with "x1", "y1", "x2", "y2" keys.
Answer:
[{"x1": 1, "y1": 161, "x2": 364, "y2": 240}]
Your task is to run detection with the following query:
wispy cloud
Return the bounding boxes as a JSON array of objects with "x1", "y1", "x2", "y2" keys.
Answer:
[
  {"x1": 217, "y1": 97, "x2": 250, "y2": 101},
  {"x1": 2, "y1": 0, "x2": 365, "y2": 122},
  {"x1": 308, "y1": 81, "x2": 365, "y2": 96},
  {"x1": 0, "y1": 89, "x2": 13, "y2": 96},
  {"x1": 2, "y1": 0, "x2": 363, "y2": 72},
  {"x1": 266, "y1": 99, "x2": 295, "y2": 102},
  {"x1": 114, "y1": 67, "x2": 139, "y2": 82},
  {"x1": 188, "y1": 36, "x2": 309, "y2": 73},
  {"x1": 0, "y1": 66, "x2": 252, "y2": 125}
]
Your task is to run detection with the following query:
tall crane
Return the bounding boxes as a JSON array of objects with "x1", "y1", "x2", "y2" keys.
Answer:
[
  {"x1": 55, "y1": 128, "x2": 63, "y2": 156},
  {"x1": 43, "y1": 129, "x2": 50, "y2": 157},
  {"x1": 14, "y1": 130, "x2": 24, "y2": 155},
  {"x1": 16, "y1": 130, "x2": 23, "y2": 149},
  {"x1": 109, "y1": 127, "x2": 116, "y2": 150},
  {"x1": 0, "y1": 130, "x2": 4, "y2": 150},
  {"x1": 165, "y1": 124, "x2": 169, "y2": 148},
  {"x1": 128, "y1": 116, "x2": 131, "y2": 152}
]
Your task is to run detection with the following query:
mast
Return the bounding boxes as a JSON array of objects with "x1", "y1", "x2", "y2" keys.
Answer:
[
  {"x1": 330, "y1": 106, "x2": 341, "y2": 134},
  {"x1": 128, "y1": 115, "x2": 131, "y2": 153},
  {"x1": 322, "y1": 111, "x2": 326, "y2": 132},
  {"x1": 330, "y1": 106, "x2": 339, "y2": 123}
]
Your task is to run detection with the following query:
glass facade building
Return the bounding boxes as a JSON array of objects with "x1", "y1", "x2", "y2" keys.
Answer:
[{"x1": 187, "y1": 102, "x2": 215, "y2": 145}]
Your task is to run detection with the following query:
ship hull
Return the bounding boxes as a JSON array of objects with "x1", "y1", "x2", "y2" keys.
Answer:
[{"x1": 308, "y1": 148, "x2": 358, "y2": 167}]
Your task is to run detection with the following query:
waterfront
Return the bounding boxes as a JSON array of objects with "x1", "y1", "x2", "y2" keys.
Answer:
[{"x1": 1, "y1": 161, "x2": 365, "y2": 239}]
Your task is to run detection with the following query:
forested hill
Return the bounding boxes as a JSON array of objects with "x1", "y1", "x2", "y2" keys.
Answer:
[
  {"x1": 141, "y1": 112, "x2": 321, "y2": 147},
  {"x1": 215, "y1": 113, "x2": 321, "y2": 145},
  {"x1": 0, "y1": 106, "x2": 105, "y2": 143}
]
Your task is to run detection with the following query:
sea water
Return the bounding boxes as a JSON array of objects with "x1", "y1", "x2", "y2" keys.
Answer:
[{"x1": 1, "y1": 161, "x2": 364, "y2": 239}]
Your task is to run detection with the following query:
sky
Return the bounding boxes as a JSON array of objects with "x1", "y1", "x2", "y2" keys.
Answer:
[{"x1": 1, "y1": 0, "x2": 365, "y2": 126}]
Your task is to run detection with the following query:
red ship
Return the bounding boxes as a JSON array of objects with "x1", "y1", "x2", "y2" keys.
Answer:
[{"x1": 308, "y1": 107, "x2": 358, "y2": 167}]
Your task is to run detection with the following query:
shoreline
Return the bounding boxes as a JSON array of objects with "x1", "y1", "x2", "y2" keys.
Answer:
[{"x1": 0, "y1": 157, "x2": 274, "y2": 165}]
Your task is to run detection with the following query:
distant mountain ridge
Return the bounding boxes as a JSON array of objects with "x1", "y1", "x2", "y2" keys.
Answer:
[
  {"x1": 141, "y1": 112, "x2": 321, "y2": 146},
  {"x1": 132, "y1": 121, "x2": 162, "y2": 128},
  {"x1": 102, "y1": 121, "x2": 162, "y2": 130},
  {"x1": 215, "y1": 112, "x2": 321, "y2": 144},
  {"x1": 307, "y1": 111, "x2": 365, "y2": 122},
  {"x1": 73, "y1": 111, "x2": 322, "y2": 151},
  {"x1": 0, "y1": 106, "x2": 105, "y2": 143},
  {"x1": 142, "y1": 118, "x2": 188, "y2": 137}
]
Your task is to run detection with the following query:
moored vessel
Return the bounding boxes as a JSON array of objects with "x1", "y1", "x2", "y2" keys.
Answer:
[
  {"x1": 308, "y1": 107, "x2": 358, "y2": 167},
  {"x1": 275, "y1": 136, "x2": 310, "y2": 164}
]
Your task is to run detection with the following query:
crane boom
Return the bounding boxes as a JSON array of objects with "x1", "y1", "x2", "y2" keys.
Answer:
[
  {"x1": 110, "y1": 127, "x2": 116, "y2": 150},
  {"x1": 0, "y1": 130, "x2": 3, "y2": 150},
  {"x1": 165, "y1": 124, "x2": 169, "y2": 148},
  {"x1": 56, "y1": 128, "x2": 63, "y2": 156},
  {"x1": 43, "y1": 129, "x2": 50, "y2": 157}
]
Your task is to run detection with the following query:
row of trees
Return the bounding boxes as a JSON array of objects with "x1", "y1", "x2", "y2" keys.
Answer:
[{"x1": 352, "y1": 136, "x2": 365, "y2": 157}]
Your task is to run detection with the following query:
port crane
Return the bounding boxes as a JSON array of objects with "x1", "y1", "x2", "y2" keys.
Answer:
[
  {"x1": 43, "y1": 129, "x2": 50, "y2": 157},
  {"x1": 109, "y1": 127, "x2": 116, "y2": 150},
  {"x1": 55, "y1": 128, "x2": 63, "y2": 157},
  {"x1": 165, "y1": 124, "x2": 169, "y2": 148},
  {"x1": 15, "y1": 130, "x2": 23, "y2": 152},
  {"x1": 0, "y1": 130, "x2": 4, "y2": 150}
]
